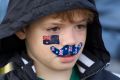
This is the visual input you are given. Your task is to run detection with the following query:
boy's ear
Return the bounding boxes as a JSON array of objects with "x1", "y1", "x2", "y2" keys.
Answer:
[{"x1": 15, "y1": 28, "x2": 26, "y2": 40}]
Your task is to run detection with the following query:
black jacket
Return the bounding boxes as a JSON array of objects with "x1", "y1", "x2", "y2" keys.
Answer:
[
  {"x1": 0, "y1": 51, "x2": 120, "y2": 80},
  {"x1": 0, "y1": 0, "x2": 120, "y2": 80}
]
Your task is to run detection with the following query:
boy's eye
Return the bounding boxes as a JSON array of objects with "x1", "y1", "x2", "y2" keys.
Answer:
[
  {"x1": 47, "y1": 26, "x2": 60, "y2": 32},
  {"x1": 75, "y1": 24, "x2": 87, "y2": 30}
]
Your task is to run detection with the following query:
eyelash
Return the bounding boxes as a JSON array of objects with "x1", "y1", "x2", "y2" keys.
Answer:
[
  {"x1": 76, "y1": 24, "x2": 87, "y2": 30},
  {"x1": 47, "y1": 26, "x2": 60, "y2": 32}
]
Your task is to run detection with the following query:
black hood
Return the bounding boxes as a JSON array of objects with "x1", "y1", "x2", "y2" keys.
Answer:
[{"x1": 0, "y1": 0, "x2": 110, "y2": 68}]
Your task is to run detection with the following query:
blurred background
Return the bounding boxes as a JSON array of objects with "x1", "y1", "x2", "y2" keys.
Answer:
[
  {"x1": 95, "y1": 0, "x2": 120, "y2": 76},
  {"x1": 0, "y1": 0, "x2": 9, "y2": 23},
  {"x1": 0, "y1": 0, "x2": 120, "y2": 76}
]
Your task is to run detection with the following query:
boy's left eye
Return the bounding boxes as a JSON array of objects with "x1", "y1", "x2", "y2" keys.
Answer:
[
  {"x1": 75, "y1": 24, "x2": 87, "y2": 30},
  {"x1": 46, "y1": 26, "x2": 60, "y2": 32}
]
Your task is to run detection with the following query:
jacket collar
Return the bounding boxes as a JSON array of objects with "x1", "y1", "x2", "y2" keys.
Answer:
[{"x1": 11, "y1": 51, "x2": 109, "y2": 80}]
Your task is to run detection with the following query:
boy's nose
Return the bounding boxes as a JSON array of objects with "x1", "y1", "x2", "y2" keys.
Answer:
[{"x1": 60, "y1": 29, "x2": 76, "y2": 46}]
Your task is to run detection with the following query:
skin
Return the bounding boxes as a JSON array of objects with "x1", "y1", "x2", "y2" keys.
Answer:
[{"x1": 16, "y1": 11, "x2": 88, "y2": 80}]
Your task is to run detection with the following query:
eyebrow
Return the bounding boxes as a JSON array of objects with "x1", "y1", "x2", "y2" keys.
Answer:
[
  {"x1": 53, "y1": 19, "x2": 87, "y2": 24},
  {"x1": 73, "y1": 19, "x2": 88, "y2": 24}
]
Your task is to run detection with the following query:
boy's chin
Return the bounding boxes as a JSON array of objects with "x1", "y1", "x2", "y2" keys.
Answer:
[
  {"x1": 52, "y1": 64, "x2": 75, "y2": 71},
  {"x1": 50, "y1": 53, "x2": 79, "y2": 71},
  {"x1": 52, "y1": 59, "x2": 77, "y2": 71}
]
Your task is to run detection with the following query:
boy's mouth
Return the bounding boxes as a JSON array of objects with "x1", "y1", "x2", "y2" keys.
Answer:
[{"x1": 58, "y1": 54, "x2": 77, "y2": 63}]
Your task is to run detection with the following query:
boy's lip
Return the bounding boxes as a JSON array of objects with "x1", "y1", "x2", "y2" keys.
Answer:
[{"x1": 58, "y1": 54, "x2": 76, "y2": 63}]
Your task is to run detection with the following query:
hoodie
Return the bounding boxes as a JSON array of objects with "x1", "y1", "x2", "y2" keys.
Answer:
[{"x1": 0, "y1": 0, "x2": 119, "y2": 80}]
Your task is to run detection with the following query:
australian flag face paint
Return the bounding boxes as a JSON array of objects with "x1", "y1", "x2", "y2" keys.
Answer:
[
  {"x1": 50, "y1": 42, "x2": 83, "y2": 57},
  {"x1": 43, "y1": 35, "x2": 59, "y2": 45}
]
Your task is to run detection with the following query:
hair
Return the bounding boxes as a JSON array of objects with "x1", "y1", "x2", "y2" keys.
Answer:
[{"x1": 44, "y1": 8, "x2": 94, "y2": 23}]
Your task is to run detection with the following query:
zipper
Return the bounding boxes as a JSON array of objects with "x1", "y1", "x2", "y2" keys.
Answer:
[{"x1": 81, "y1": 63, "x2": 110, "y2": 80}]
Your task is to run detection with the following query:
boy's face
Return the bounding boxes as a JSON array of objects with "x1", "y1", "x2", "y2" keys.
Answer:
[{"x1": 16, "y1": 13, "x2": 87, "y2": 71}]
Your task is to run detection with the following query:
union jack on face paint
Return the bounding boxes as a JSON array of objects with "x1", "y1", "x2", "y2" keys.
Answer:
[{"x1": 43, "y1": 35, "x2": 59, "y2": 45}]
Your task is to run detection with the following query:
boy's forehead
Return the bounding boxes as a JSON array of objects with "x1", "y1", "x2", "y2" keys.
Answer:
[{"x1": 35, "y1": 14, "x2": 87, "y2": 25}]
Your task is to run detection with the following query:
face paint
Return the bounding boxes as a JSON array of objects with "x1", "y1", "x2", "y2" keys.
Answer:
[
  {"x1": 43, "y1": 35, "x2": 59, "y2": 45},
  {"x1": 50, "y1": 42, "x2": 83, "y2": 57}
]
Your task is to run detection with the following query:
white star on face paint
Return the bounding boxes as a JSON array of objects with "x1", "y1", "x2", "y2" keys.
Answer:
[
  {"x1": 65, "y1": 48, "x2": 67, "y2": 50},
  {"x1": 56, "y1": 51, "x2": 58, "y2": 53}
]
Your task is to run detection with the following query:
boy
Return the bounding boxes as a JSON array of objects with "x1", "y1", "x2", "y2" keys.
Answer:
[{"x1": 0, "y1": 0, "x2": 120, "y2": 80}]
